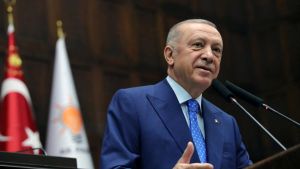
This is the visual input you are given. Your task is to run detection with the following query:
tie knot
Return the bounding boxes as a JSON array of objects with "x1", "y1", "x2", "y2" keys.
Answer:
[{"x1": 187, "y1": 99, "x2": 199, "y2": 113}]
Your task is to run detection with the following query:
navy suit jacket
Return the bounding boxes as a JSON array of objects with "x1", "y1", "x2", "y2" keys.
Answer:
[{"x1": 100, "y1": 80, "x2": 252, "y2": 169}]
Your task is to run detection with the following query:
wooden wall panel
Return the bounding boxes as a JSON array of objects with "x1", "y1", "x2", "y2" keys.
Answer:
[
  {"x1": 60, "y1": 0, "x2": 90, "y2": 65},
  {"x1": 191, "y1": 0, "x2": 216, "y2": 17},
  {"x1": 85, "y1": 0, "x2": 106, "y2": 59},
  {"x1": 133, "y1": 0, "x2": 159, "y2": 9},
  {"x1": 222, "y1": 33, "x2": 255, "y2": 83},
  {"x1": 13, "y1": 1, "x2": 50, "y2": 60},
  {"x1": 72, "y1": 66, "x2": 101, "y2": 163},
  {"x1": 102, "y1": 70, "x2": 131, "y2": 108},
  {"x1": 14, "y1": 1, "x2": 48, "y2": 41},
  {"x1": 22, "y1": 59, "x2": 53, "y2": 143},
  {"x1": 0, "y1": 0, "x2": 299, "y2": 168},
  {"x1": 0, "y1": 4, "x2": 8, "y2": 39},
  {"x1": 161, "y1": 0, "x2": 192, "y2": 7},
  {"x1": 98, "y1": 2, "x2": 130, "y2": 62},
  {"x1": 135, "y1": 8, "x2": 161, "y2": 68},
  {"x1": 281, "y1": 23, "x2": 300, "y2": 80},
  {"x1": 255, "y1": 29, "x2": 286, "y2": 92},
  {"x1": 251, "y1": 1, "x2": 278, "y2": 22},
  {"x1": 72, "y1": 67, "x2": 95, "y2": 128}
]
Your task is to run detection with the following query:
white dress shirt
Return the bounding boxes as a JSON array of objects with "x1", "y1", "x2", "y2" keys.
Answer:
[{"x1": 166, "y1": 76, "x2": 205, "y2": 138}]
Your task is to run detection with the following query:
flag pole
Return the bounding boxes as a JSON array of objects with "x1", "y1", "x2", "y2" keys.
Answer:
[
  {"x1": 56, "y1": 20, "x2": 64, "y2": 38},
  {"x1": 5, "y1": 0, "x2": 15, "y2": 25},
  {"x1": 4, "y1": 0, "x2": 23, "y2": 78}
]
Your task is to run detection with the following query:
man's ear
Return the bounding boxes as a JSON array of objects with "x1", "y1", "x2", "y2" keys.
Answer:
[{"x1": 164, "y1": 46, "x2": 175, "y2": 66}]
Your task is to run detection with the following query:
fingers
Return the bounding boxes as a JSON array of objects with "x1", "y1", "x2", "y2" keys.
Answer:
[
  {"x1": 174, "y1": 142, "x2": 214, "y2": 169},
  {"x1": 174, "y1": 163, "x2": 214, "y2": 169},
  {"x1": 190, "y1": 163, "x2": 214, "y2": 169},
  {"x1": 177, "y1": 141, "x2": 195, "y2": 164}
]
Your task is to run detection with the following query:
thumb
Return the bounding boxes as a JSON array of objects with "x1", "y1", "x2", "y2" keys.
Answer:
[{"x1": 177, "y1": 141, "x2": 194, "y2": 164}]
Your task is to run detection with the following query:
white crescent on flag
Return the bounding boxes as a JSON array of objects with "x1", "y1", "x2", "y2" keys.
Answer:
[
  {"x1": 1, "y1": 78, "x2": 32, "y2": 104},
  {"x1": 0, "y1": 133, "x2": 10, "y2": 142}
]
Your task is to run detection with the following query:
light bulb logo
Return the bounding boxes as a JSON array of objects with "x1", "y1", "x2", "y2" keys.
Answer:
[
  {"x1": 51, "y1": 97, "x2": 84, "y2": 143},
  {"x1": 61, "y1": 106, "x2": 83, "y2": 143},
  {"x1": 62, "y1": 106, "x2": 82, "y2": 135}
]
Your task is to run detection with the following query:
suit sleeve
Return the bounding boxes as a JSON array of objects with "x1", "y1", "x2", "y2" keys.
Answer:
[
  {"x1": 232, "y1": 118, "x2": 253, "y2": 169},
  {"x1": 100, "y1": 90, "x2": 140, "y2": 169}
]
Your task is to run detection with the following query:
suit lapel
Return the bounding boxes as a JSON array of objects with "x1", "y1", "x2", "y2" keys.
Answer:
[
  {"x1": 202, "y1": 99, "x2": 224, "y2": 169},
  {"x1": 147, "y1": 80, "x2": 199, "y2": 162}
]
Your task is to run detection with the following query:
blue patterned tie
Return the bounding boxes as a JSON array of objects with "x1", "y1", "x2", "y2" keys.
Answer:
[{"x1": 187, "y1": 99, "x2": 207, "y2": 163}]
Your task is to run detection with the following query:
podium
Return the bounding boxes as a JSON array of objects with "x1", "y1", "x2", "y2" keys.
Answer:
[
  {"x1": 0, "y1": 151, "x2": 77, "y2": 169},
  {"x1": 246, "y1": 144, "x2": 300, "y2": 169}
]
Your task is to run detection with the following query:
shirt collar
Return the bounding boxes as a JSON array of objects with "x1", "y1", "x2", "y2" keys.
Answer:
[{"x1": 166, "y1": 76, "x2": 202, "y2": 109}]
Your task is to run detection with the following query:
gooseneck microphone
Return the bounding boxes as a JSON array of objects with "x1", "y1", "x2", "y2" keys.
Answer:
[
  {"x1": 212, "y1": 79, "x2": 287, "y2": 151},
  {"x1": 225, "y1": 80, "x2": 300, "y2": 128}
]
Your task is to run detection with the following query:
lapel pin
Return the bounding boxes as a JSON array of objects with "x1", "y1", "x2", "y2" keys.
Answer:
[{"x1": 214, "y1": 118, "x2": 220, "y2": 124}]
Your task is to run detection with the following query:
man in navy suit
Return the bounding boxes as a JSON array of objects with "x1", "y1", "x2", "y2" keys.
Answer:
[{"x1": 100, "y1": 19, "x2": 252, "y2": 169}]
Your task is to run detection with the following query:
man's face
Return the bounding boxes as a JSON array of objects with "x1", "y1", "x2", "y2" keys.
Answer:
[{"x1": 165, "y1": 23, "x2": 223, "y2": 96}]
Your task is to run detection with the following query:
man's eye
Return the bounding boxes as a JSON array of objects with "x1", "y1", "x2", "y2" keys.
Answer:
[
  {"x1": 213, "y1": 47, "x2": 222, "y2": 54},
  {"x1": 193, "y1": 42, "x2": 204, "y2": 48}
]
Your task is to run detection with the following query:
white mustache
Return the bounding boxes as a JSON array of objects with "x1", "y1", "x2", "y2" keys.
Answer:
[{"x1": 195, "y1": 61, "x2": 213, "y2": 72}]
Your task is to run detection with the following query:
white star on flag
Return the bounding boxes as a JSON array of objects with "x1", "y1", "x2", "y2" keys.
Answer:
[
  {"x1": 0, "y1": 133, "x2": 10, "y2": 142},
  {"x1": 22, "y1": 127, "x2": 42, "y2": 154}
]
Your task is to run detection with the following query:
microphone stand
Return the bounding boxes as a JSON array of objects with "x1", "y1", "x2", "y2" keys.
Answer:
[
  {"x1": 225, "y1": 80, "x2": 300, "y2": 128},
  {"x1": 262, "y1": 104, "x2": 300, "y2": 127},
  {"x1": 230, "y1": 98, "x2": 287, "y2": 151},
  {"x1": 212, "y1": 79, "x2": 287, "y2": 151}
]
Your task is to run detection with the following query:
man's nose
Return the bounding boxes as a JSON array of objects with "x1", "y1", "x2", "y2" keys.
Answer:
[{"x1": 201, "y1": 47, "x2": 213, "y2": 64}]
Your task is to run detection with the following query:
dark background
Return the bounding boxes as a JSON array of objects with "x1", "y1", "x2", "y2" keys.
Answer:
[{"x1": 0, "y1": 0, "x2": 299, "y2": 168}]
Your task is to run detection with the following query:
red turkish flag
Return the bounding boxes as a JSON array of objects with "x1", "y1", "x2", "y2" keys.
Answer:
[{"x1": 0, "y1": 13, "x2": 42, "y2": 155}]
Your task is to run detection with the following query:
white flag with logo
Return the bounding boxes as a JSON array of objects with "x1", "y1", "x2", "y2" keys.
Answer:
[{"x1": 46, "y1": 37, "x2": 94, "y2": 169}]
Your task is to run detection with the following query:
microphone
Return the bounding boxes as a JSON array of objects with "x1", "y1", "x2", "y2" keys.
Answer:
[
  {"x1": 212, "y1": 79, "x2": 287, "y2": 151},
  {"x1": 224, "y1": 80, "x2": 300, "y2": 128}
]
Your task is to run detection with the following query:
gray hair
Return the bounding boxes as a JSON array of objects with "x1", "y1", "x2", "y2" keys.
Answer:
[{"x1": 166, "y1": 19, "x2": 217, "y2": 46}]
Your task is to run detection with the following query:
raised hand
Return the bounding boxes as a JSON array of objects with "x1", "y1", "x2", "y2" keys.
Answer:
[{"x1": 173, "y1": 142, "x2": 214, "y2": 169}]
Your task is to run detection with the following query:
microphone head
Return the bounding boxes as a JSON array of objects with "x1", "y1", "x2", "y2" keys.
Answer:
[
  {"x1": 212, "y1": 79, "x2": 234, "y2": 102},
  {"x1": 225, "y1": 80, "x2": 264, "y2": 107}
]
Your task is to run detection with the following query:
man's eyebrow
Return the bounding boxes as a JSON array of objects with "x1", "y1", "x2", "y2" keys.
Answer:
[
  {"x1": 212, "y1": 40, "x2": 223, "y2": 46},
  {"x1": 213, "y1": 42, "x2": 223, "y2": 46},
  {"x1": 189, "y1": 36, "x2": 205, "y2": 42}
]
